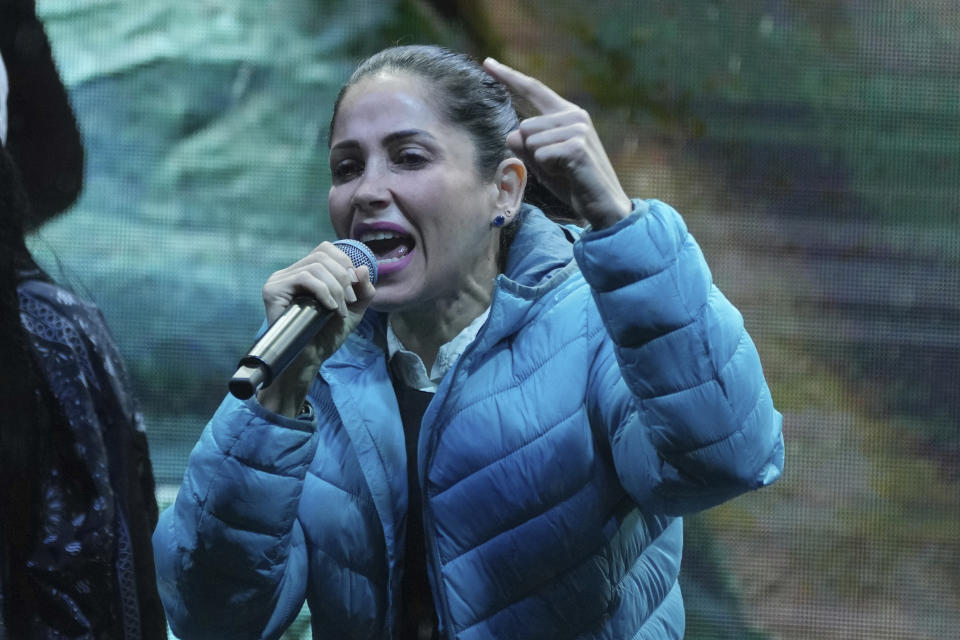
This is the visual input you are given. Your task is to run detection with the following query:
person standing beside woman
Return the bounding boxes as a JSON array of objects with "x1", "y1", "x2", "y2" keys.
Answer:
[
  {"x1": 154, "y1": 45, "x2": 784, "y2": 640},
  {"x1": 0, "y1": 1, "x2": 166, "y2": 636}
]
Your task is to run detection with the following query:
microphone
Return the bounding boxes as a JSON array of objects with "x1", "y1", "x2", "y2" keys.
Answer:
[{"x1": 228, "y1": 239, "x2": 378, "y2": 400}]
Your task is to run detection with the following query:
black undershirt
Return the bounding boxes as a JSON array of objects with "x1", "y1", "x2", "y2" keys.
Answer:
[{"x1": 390, "y1": 372, "x2": 440, "y2": 640}]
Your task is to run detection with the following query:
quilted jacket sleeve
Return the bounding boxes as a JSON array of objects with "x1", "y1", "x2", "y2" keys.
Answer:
[
  {"x1": 575, "y1": 199, "x2": 784, "y2": 515},
  {"x1": 152, "y1": 395, "x2": 323, "y2": 639}
]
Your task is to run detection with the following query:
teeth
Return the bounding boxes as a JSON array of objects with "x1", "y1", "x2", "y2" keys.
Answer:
[{"x1": 360, "y1": 230, "x2": 404, "y2": 242}]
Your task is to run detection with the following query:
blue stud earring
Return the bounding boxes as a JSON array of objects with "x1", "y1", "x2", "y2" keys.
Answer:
[{"x1": 492, "y1": 210, "x2": 508, "y2": 227}]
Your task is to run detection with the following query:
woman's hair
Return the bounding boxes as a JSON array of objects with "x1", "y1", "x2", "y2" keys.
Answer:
[
  {"x1": 0, "y1": 144, "x2": 46, "y2": 634},
  {"x1": 0, "y1": 145, "x2": 92, "y2": 636},
  {"x1": 330, "y1": 45, "x2": 518, "y2": 180},
  {"x1": 328, "y1": 45, "x2": 581, "y2": 269},
  {"x1": 1, "y1": 7, "x2": 85, "y2": 228}
]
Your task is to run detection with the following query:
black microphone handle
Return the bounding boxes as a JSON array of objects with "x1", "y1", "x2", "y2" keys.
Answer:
[{"x1": 228, "y1": 239, "x2": 378, "y2": 400}]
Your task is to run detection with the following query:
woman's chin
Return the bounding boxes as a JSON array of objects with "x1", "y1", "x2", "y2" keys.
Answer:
[{"x1": 369, "y1": 284, "x2": 418, "y2": 314}]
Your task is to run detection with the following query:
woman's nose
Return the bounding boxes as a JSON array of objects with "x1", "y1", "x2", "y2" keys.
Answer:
[{"x1": 351, "y1": 161, "x2": 391, "y2": 211}]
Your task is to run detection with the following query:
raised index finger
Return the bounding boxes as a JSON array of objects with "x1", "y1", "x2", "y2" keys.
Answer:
[{"x1": 483, "y1": 57, "x2": 571, "y2": 115}]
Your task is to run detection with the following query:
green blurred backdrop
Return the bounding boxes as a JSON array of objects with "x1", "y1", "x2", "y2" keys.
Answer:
[{"x1": 29, "y1": 1, "x2": 959, "y2": 638}]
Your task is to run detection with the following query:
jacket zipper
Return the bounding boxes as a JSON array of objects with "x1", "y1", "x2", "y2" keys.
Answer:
[{"x1": 419, "y1": 280, "x2": 504, "y2": 639}]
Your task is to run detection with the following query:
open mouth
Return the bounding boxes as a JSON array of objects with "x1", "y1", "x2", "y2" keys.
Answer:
[{"x1": 359, "y1": 229, "x2": 416, "y2": 265}]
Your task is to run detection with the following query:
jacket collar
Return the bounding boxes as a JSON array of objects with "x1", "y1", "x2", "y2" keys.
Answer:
[
  {"x1": 479, "y1": 205, "x2": 582, "y2": 347},
  {"x1": 330, "y1": 204, "x2": 581, "y2": 366},
  {"x1": 503, "y1": 204, "x2": 579, "y2": 288}
]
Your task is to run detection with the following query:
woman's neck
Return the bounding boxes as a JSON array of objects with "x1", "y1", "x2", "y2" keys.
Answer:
[{"x1": 389, "y1": 272, "x2": 495, "y2": 368}]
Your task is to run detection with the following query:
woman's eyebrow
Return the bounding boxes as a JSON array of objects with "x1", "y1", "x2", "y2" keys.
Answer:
[
  {"x1": 382, "y1": 129, "x2": 437, "y2": 145},
  {"x1": 330, "y1": 128, "x2": 438, "y2": 152}
]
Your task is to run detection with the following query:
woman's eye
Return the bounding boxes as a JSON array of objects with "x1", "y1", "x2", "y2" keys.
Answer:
[
  {"x1": 396, "y1": 150, "x2": 428, "y2": 168},
  {"x1": 332, "y1": 160, "x2": 361, "y2": 180}
]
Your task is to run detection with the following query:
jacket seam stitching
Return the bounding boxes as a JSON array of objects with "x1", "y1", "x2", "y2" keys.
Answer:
[
  {"x1": 306, "y1": 468, "x2": 373, "y2": 509},
  {"x1": 193, "y1": 415, "x2": 248, "y2": 529},
  {"x1": 649, "y1": 327, "x2": 753, "y2": 456},
  {"x1": 432, "y1": 400, "x2": 583, "y2": 506},
  {"x1": 581, "y1": 229, "x2": 687, "y2": 294},
  {"x1": 444, "y1": 325, "x2": 587, "y2": 422},
  {"x1": 658, "y1": 390, "x2": 763, "y2": 463},
  {"x1": 311, "y1": 540, "x2": 384, "y2": 586},
  {"x1": 449, "y1": 480, "x2": 610, "y2": 636}
]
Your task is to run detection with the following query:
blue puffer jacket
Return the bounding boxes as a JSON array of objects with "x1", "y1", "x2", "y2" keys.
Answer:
[{"x1": 154, "y1": 200, "x2": 784, "y2": 640}]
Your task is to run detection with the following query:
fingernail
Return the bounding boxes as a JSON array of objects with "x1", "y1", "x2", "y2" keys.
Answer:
[
  {"x1": 345, "y1": 288, "x2": 358, "y2": 304},
  {"x1": 350, "y1": 269, "x2": 359, "y2": 283}
]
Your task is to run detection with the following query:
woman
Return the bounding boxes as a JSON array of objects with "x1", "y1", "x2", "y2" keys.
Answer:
[
  {"x1": 1, "y1": 12, "x2": 166, "y2": 635},
  {"x1": 154, "y1": 45, "x2": 784, "y2": 640}
]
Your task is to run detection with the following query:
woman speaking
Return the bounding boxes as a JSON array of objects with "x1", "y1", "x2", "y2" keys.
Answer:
[{"x1": 154, "y1": 45, "x2": 784, "y2": 640}]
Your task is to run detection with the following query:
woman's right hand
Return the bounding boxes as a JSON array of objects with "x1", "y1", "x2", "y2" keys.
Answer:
[{"x1": 256, "y1": 241, "x2": 376, "y2": 416}]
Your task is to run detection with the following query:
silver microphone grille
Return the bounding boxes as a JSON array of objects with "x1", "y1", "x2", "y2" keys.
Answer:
[{"x1": 333, "y1": 239, "x2": 378, "y2": 284}]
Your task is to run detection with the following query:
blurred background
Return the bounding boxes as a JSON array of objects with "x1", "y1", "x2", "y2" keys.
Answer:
[{"x1": 28, "y1": 0, "x2": 958, "y2": 638}]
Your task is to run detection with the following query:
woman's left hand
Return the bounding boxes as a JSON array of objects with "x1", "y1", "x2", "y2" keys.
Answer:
[{"x1": 483, "y1": 57, "x2": 633, "y2": 229}]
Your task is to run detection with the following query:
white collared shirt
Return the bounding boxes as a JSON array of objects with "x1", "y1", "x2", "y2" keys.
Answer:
[{"x1": 386, "y1": 308, "x2": 491, "y2": 392}]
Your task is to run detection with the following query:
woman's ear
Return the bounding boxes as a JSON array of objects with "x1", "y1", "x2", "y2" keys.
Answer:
[{"x1": 493, "y1": 157, "x2": 527, "y2": 218}]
